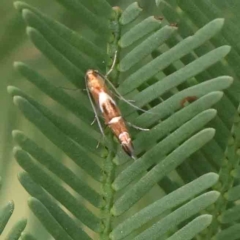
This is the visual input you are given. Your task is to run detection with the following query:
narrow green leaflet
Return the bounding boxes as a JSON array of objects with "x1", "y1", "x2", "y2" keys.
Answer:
[
  {"x1": 19, "y1": 172, "x2": 91, "y2": 240},
  {"x1": 20, "y1": 233, "x2": 38, "y2": 240},
  {"x1": 13, "y1": 132, "x2": 103, "y2": 207},
  {"x1": 118, "y1": 19, "x2": 225, "y2": 94},
  {"x1": 114, "y1": 109, "x2": 217, "y2": 189},
  {"x1": 28, "y1": 198, "x2": 72, "y2": 240},
  {"x1": 0, "y1": 201, "x2": 14, "y2": 234},
  {"x1": 14, "y1": 149, "x2": 100, "y2": 232},
  {"x1": 112, "y1": 129, "x2": 215, "y2": 215},
  {"x1": 214, "y1": 224, "x2": 240, "y2": 240},
  {"x1": 134, "y1": 192, "x2": 219, "y2": 240},
  {"x1": 166, "y1": 215, "x2": 213, "y2": 240},
  {"x1": 14, "y1": 1, "x2": 106, "y2": 62},
  {"x1": 111, "y1": 173, "x2": 218, "y2": 240},
  {"x1": 119, "y1": 16, "x2": 163, "y2": 48},
  {"x1": 12, "y1": 96, "x2": 103, "y2": 181},
  {"x1": 5, "y1": 219, "x2": 27, "y2": 240},
  {"x1": 54, "y1": 0, "x2": 109, "y2": 37},
  {"x1": 134, "y1": 76, "x2": 233, "y2": 127},
  {"x1": 119, "y1": 24, "x2": 177, "y2": 71},
  {"x1": 119, "y1": 2, "x2": 142, "y2": 25}
]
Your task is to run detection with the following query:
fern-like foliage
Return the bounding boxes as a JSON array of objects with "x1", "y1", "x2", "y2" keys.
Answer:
[{"x1": 7, "y1": 0, "x2": 239, "y2": 239}]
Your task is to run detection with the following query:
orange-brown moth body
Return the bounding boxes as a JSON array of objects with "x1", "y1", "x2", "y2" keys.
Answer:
[{"x1": 85, "y1": 69, "x2": 134, "y2": 158}]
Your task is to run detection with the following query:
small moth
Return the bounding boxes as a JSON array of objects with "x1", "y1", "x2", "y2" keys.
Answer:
[{"x1": 85, "y1": 69, "x2": 136, "y2": 159}]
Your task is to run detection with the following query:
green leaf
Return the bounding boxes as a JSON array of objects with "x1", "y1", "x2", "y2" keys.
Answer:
[
  {"x1": 134, "y1": 76, "x2": 233, "y2": 127},
  {"x1": 28, "y1": 198, "x2": 73, "y2": 240},
  {"x1": 118, "y1": 18, "x2": 226, "y2": 94},
  {"x1": 18, "y1": 172, "x2": 90, "y2": 240},
  {"x1": 12, "y1": 63, "x2": 94, "y2": 124},
  {"x1": 214, "y1": 224, "x2": 240, "y2": 240},
  {"x1": 13, "y1": 131, "x2": 103, "y2": 207},
  {"x1": 20, "y1": 233, "x2": 38, "y2": 240},
  {"x1": 54, "y1": 0, "x2": 110, "y2": 37},
  {"x1": 119, "y1": 24, "x2": 177, "y2": 71},
  {"x1": 112, "y1": 128, "x2": 215, "y2": 215},
  {"x1": 134, "y1": 191, "x2": 219, "y2": 240},
  {"x1": 5, "y1": 218, "x2": 27, "y2": 240},
  {"x1": 12, "y1": 96, "x2": 103, "y2": 181},
  {"x1": 119, "y1": 2, "x2": 142, "y2": 25},
  {"x1": 22, "y1": 9, "x2": 98, "y2": 72},
  {"x1": 0, "y1": 201, "x2": 14, "y2": 234},
  {"x1": 114, "y1": 109, "x2": 217, "y2": 187},
  {"x1": 9, "y1": 86, "x2": 99, "y2": 150},
  {"x1": 119, "y1": 16, "x2": 163, "y2": 48},
  {"x1": 26, "y1": 27, "x2": 85, "y2": 88},
  {"x1": 14, "y1": 149, "x2": 101, "y2": 232},
  {"x1": 111, "y1": 173, "x2": 218, "y2": 240},
  {"x1": 220, "y1": 205, "x2": 240, "y2": 224},
  {"x1": 166, "y1": 215, "x2": 213, "y2": 240},
  {"x1": 14, "y1": 1, "x2": 106, "y2": 63}
]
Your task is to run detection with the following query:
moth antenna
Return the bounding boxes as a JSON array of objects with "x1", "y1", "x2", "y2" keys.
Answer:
[
  {"x1": 55, "y1": 86, "x2": 86, "y2": 91},
  {"x1": 127, "y1": 121, "x2": 149, "y2": 131},
  {"x1": 105, "y1": 50, "x2": 118, "y2": 77},
  {"x1": 85, "y1": 76, "x2": 105, "y2": 137}
]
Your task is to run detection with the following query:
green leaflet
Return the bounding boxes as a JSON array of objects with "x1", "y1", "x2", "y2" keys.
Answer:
[
  {"x1": 119, "y1": 24, "x2": 177, "y2": 71},
  {"x1": 20, "y1": 233, "x2": 38, "y2": 240},
  {"x1": 118, "y1": 18, "x2": 225, "y2": 94},
  {"x1": 115, "y1": 91, "x2": 224, "y2": 165},
  {"x1": 0, "y1": 201, "x2": 14, "y2": 234},
  {"x1": 206, "y1": 103, "x2": 240, "y2": 238},
  {"x1": 220, "y1": 205, "x2": 240, "y2": 224},
  {"x1": 119, "y1": 16, "x2": 162, "y2": 48},
  {"x1": 26, "y1": 27, "x2": 85, "y2": 88},
  {"x1": 54, "y1": 0, "x2": 110, "y2": 37},
  {"x1": 8, "y1": 86, "x2": 99, "y2": 148},
  {"x1": 112, "y1": 128, "x2": 215, "y2": 215},
  {"x1": 14, "y1": 1, "x2": 106, "y2": 63},
  {"x1": 5, "y1": 219, "x2": 27, "y2": 240},
  {"x1": 166, "y1": 215, "x2": 213, "y2": 240},
  {"x1": 214, "y1": 224, "x2": 240, "y2": 240},
  {"x1": 13, "y1": 131, "x2": 103, "y2": 208},
  {"x1": 19, "y1": 172, "x2": 91, "y2": 240},
  {"x1": 111, "y1": 173, "x2": 218, "y2": 240},
  {"x1": 134, "y1": 192, "x2": 219, "y2": 240},
  {"x1": 133, "y1": 47, "x2": 231, "y2": 108},
  {"x1": 119, "y1": 2, "x2": 142, "y2": 25},
  {"x1": 28, "y1": 198, "x2": 73, "y2": 240},
  {"x1": 12, "y1": 95, "x2": 103, "y2": 181},
  {"x1": 114, "y1": 109, "x2": 217, "y2": 188},
  {"x1": 134, "y1": 76, "x2": 233, "y2": 127},
  {"x1": 15, "y1": 149, "x2": 101, "y2": 232}
]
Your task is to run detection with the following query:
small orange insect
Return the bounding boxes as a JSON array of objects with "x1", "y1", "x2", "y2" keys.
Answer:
[{"x1": 180, "y1": 96, "x2": 198, "y2": 107}]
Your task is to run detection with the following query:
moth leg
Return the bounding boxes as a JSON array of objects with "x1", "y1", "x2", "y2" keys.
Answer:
[
  {"x1": 127, "y1": 121, "x2": 149, "y2": 131},
  {"x1": 110, "y1": 91, "x2": 135, "y2": 103}
]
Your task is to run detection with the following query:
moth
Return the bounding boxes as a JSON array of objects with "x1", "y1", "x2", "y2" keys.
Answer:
[{"x1": 85, "y1": 68, "x2": 149, "y2": 159}]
